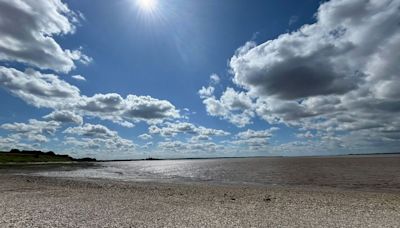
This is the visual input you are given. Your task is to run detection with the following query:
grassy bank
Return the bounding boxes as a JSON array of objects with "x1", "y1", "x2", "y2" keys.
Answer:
[
  {"x1": 0, "y1": 153, "x2": 73, "y2": 163},
  {"x1": 0, "y1": 150, "x2": 96, "y2": 164}
]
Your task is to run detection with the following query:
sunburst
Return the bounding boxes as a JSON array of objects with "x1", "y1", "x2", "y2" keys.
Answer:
[{"x1": 136, "y1": 0, "x2": 158, "y2": 13}]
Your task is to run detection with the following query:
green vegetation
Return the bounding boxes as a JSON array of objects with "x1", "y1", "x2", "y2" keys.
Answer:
[
  {"x1": 0, "y1": 153, "x2": 73, "y2": 163},
  {"x1": 0, "y1": 149, "x2": 96, "y2": 164}
]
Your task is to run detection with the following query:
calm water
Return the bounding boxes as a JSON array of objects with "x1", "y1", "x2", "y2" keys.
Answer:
[{"x1": 36, "y1": 155, "x2": 400, "y2": 191}]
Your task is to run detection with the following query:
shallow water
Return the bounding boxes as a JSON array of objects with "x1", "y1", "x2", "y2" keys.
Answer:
[{"x1": 35, "y1": 155, "x2": 400, "y2": 191}]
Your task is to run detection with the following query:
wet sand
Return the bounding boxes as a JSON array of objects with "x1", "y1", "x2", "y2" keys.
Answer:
[{"x1": 1, "y1": 174, "x2": 400, "y2": 227}]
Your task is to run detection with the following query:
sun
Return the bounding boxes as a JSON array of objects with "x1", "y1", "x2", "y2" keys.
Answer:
[{"x1": 136, "y1": 0, "x2": 158, "y2": 13}]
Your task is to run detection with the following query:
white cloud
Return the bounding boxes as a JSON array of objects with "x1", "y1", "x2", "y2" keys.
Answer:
[
  {"x1": 25, "y1": 134, "x2": 49, "y2": 143},
  {"x1": 63, "y1": 124, "x2": 137, "y2": 152},
  {"x1": 138, "y1": 133, "x2": 152, "y2": 140},
  {"x1": 0, "y1": 67, "x2": 80, "y2": 109},
  {"x1": 64, "y1": 124, "x2": 118, "y2": 139},
  {"x1": 1, "y1": 119, "x2": 61, "y2": 135},
  {"x1": 122, "y1": 95, "x2": 180, "y2": 121},
  {"x1": 64, "y1": 136, "x2": 136, "y2": 153},
  {"x1": 158, "y1": 140, "x2": 222, "y2": 155},
  {"x1": 189, "y1": 135, "x2": 212, "y2": 142},
  {"x1": 149, "y1": 121, "x2": 230, "y2": 138},
  {"x1": 43, "y1": 110, "x2": 83, "y2": 125},
  {"x1": 72, "y1": 75, "x2": 86, "y2": 81},
  {"x1": 78, "y1": 93, "x2": 180, "y2": 125},
  {"x1": 1, "y1": 119, "x2": 62, "y2": 144},
  {"x1": 0, "y1": 0, "x2": 91, "y2": 73},
  {"x1": 236, "y1": 128, "x2": 278, "y2": 140},
  {"x1": 0, "y1": 136, "x2": 19, "y2": 150},
  {"x1": 0, "y1": 67, "x2": 181, "y2": 127},
  {"x1": 0, "y1": 135, "x2": 39, "y2": 151},
  {"x1": 296, "y1": 131, "x2": 315, "y2": 139},
  {"x1": 198, "y1": 86, "x2": 215, "y2": 99},
  {"x1": 231, "y1": 138, "x2": 269, "y2": 150},
  {"x1": 77, "y1": 93, "x2": 124, "y2": 113},
  {"x1": 200, "y1": 87, "x2": 255, "y2": 127},
  {"x1": 210, "y1": 74, "x2": 220, "y2": 84},
  {"x1": 229, "y1": 128, "x2": 278, "y2": 151}
]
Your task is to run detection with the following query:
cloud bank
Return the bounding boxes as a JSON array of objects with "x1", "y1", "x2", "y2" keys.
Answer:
[{"x1": 200, "y1": 0, "x2": 400, "y2": 152}]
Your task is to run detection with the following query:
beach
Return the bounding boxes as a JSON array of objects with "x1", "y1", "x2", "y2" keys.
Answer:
[
  {"x1": 1, "y1": 0, "x2": 400, "y2": 227},
  {"x1": 1, "y1": 173, "x2": 400, "y2": 227}
]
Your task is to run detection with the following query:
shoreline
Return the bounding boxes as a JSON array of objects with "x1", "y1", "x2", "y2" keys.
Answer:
[{"x1": 1, "y1": 173, "x2": 399, "y2": 227}]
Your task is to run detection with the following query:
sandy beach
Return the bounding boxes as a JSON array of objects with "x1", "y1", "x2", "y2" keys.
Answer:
[{"x1": 1, "y1": 173, "x2": 399, "y2": 227}]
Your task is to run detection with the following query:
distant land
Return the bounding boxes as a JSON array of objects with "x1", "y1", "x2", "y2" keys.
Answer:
[
  {"x1": 99, "y1": 152, "x2": 400, "y2": 162},
  {"x1": 347, "y1": 152, "x2": 400, "y2": 156},
  {"x1": 0, "y1": 149, "x2": 96, "y2": 164}
]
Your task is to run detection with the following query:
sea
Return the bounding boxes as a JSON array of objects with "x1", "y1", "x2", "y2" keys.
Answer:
[{"x1": 34, "y1": 155, "x2": 400, "y2": 191}]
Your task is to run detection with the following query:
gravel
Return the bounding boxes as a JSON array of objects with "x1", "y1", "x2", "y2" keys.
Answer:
[{"x1": 0, "y1": 174, "x2": 399, "y2": 227}]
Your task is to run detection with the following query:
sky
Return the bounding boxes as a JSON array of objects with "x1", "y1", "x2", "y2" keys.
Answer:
[{"x1": 0, "y1": 0, "x2": 400, "y2": 159}]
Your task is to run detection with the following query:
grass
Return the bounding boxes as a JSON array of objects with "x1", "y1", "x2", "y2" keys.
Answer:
[{"x1": 0, "y1": 153, "x2": 74, "y2": 163}]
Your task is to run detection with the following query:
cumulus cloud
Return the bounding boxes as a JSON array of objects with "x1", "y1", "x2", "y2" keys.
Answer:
[
  {"x1": 138, "y1": 134, "x2": 152, "y2": 140},
  {"x1": 0, "y1": 135, "x2": 39, "y2": 151},
  {"x1": 158, "y1": 140, "x2": 223, "y2": 155},
  {"x1": 149, "y1": 121, "x2": 230, "y2": 138},
  {"x1": 0, "y1": 67, "x2": 80, "y2": 108},
  {"x1": 0, "y1": 0, "x2": 91, "y2": 73},
  {"x1": 201, "y1": 0, "x2": 400, "y2": 148},
  {"x1": 64, "y1": 124, "x2": 118, "y2": 139},
  {"x1": 63, "y1": 124, "x2": 137, "y2": 152},
  {"x1": 198, "y1": 86, "x2": 215, "y2": 99},
  {"x1": 62, "y1": 123, "x2": 137, "y2": 156},
  {"x1": 77, "y1": 93, "x2": 125, "y2": 113},
  {"x1": 229, "y1": 128, "x2": 279, "y2": 151},
  {"x1": 200, "y1": 87, "x2": 255, "y2": 127},
  {"x1": 122, "y1": 95, "x2": 180, "y2": 121},
  {"x1": 0, "y1": 136, "x2": 20, "y2": 150},
  {"x1": 199, "y1": 74, "x2": 255, "y2": 128},
  {"x1": 230, "y1": 31, "x2": 358, "y2": 100},
  {"x1": 1, "y1": 119, "x2": 61, "y2": 135},
  {"x1": 189, "y1": 135, "x2": 212, "y2": 142},
  {"x1": 236, "y1": 128, "x2": 278, "y2": 140},
  {"x1": 1, "y1": 119, "x2": 62, "y2": 143},
  {"x1": 78, "y1": 93, "x2": 180, "y2": 125},
  {"x1": 296, "y1": 131, "x2": 315, "y2": 139},
  {"x1": 43, "y1": 110, "x2": 83, "y2": 125},
  {"x1": 64, "y1": 136, "x2": 136, "y2": 153},
  {"x1": 0, "y1": 67, "x2": 181, "y2": 127}
]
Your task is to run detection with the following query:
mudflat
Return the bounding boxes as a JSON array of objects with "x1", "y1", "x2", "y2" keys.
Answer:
[{"x1": 1, "y1": 173, "x2": 399, "y2": 227}]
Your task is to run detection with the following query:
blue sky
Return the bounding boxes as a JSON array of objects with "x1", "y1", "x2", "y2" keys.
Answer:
[{"x1": 1, "y1": 0, "x2": 400, "y2": 159}]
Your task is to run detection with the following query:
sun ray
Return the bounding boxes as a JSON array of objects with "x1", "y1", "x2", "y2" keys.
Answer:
[{"x1": 136, "y1": 0, "x2": 158, "y2": 13}]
